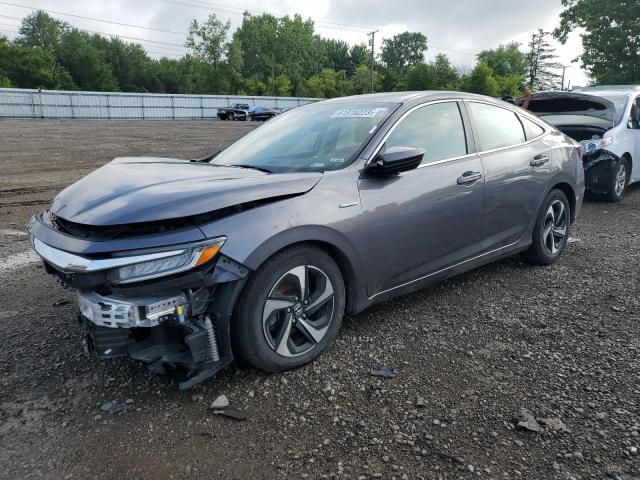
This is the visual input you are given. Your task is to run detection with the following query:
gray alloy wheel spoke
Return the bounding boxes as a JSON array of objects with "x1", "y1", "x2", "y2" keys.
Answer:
[
  {"x1": 289, "y1": 265, "x2": 308, "y2": 302},
  {"x1": 615, "y1": 164, "x2": 626, "y2": 196},
  {"x1": 295, "y1": 317, "x2": 329, "y2": 344},
  {"x1": 543, "y1": 199, "x2": 567, "y2": 255},
  {"x1": 306, "y1": 281, "x2": 334, "y2": 316},
  {"x1": 263, "y1": 299, "x2": 294, "y2": 323},
  {"x1": 275, "y1": 313, "x2": 294, "y2": 356}
]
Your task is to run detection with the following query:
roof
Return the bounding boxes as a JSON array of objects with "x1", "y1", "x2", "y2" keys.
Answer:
[
  {"x1": 321, "y1": 90, "x2": 500, "y2": 104},
  {"x1": 574, "y1": 85, "x2": 640, "y2": 96}
]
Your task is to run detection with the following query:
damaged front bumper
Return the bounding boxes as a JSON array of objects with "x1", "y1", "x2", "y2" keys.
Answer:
[
  {"x1": 28, "y1": 214, "x2": 249, "y2": 389},
  {"x1": 583, "y1": 149, "x2": 621, "y2": 195}
]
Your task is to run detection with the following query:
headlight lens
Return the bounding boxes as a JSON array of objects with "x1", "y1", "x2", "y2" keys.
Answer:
[
  {"x1": 112, "y1": 237, "x2": 225, "y2": 284},
  {"x1": 580, "y1": 136, "x2": 613, "y2": 155}
]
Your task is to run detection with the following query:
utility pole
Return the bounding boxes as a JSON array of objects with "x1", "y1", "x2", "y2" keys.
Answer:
[
  {"x1": 368, "y1": 30, "x2": 378, "y2": 93},
  {"x1": 561, "y1": 65, "x2": 566, "y2": 91}
]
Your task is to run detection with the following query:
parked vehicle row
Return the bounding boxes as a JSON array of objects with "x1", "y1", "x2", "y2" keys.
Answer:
[{"x1": 28, "y1": 90, "x2": 599, "y2": 388}]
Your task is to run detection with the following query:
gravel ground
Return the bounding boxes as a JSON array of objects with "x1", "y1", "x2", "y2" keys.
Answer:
[{"x1": 1, "y1": 119, "x2": 639, "y2": 480}]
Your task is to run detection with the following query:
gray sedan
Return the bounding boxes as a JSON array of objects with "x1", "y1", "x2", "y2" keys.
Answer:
[{"x1": 29, "y1": 91, "x2": 584, "y2": 388}]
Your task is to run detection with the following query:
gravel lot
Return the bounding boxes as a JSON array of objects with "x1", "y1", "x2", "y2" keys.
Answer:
[{"x1": 1, "y1": 119, "x2": 639, "y2": 480}]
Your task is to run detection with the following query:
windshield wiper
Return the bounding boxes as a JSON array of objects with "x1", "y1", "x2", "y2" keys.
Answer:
[{"x1": 224, "y1": 164, "x2": 272, "y2": 174}]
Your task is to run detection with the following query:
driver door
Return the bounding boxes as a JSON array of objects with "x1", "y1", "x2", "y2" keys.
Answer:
[{"x1": 358, "y1": 101, "x2": 485, "y2": 297}]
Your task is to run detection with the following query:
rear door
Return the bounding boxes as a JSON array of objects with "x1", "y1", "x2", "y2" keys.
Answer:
[
  {"x1": 465, "y1": 101, "x2": 551, "y2": 249},
  {"x1": 358, "y1": 101, "x2": 485, "y2": 296}
]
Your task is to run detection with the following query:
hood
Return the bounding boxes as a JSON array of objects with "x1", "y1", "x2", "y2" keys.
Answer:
[
  {"x1": 528, "y1": 91, "x2": 616, "y2": 125},
  {"x1": 51, "y1": 157, "x2": 322, "y2": 225}
]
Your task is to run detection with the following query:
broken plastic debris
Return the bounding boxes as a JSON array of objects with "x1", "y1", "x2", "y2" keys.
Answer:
[
  {"x1": 370, "y1": 366, "x2": 398, "y2": 378},
  {"x1": 101, "y1": 400, "x2": 128, "y2": 414},
  {"x1": 213, "y1": 409, "x2": 247, "y2": 421},
  {"x1": 515, "y1": 408, "x2": 540, "y2": 432},
  {"x1": 416, "y1": 397, "x2": 426, "y2": 408},
  {"x1": 567, "y1": 237, "x2": 581, "y2": 243}
]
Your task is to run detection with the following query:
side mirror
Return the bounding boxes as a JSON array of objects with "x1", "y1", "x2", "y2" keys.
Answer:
[{"x1": 370, "y1": 146, "x2": 425, "y2": 174}]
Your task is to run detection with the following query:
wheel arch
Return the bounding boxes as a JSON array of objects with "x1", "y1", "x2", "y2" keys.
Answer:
[
  {"x1": 241, "y1": 226, "x2": 367, "y2": 315},
  {"x1": 550, "y1": 181, "x2": 577, "y2": 224}
]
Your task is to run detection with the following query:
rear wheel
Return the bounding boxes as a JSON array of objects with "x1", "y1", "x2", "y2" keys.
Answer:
[
  {"x1": 233, "y1": 245, "x2": 345, "y2": 372},
  {"x1": 523, "y1": 189, "x2": 571, "y2": 265},
  {"x1": 604, "y1": 157, "x2": 629, "y2": 202}
]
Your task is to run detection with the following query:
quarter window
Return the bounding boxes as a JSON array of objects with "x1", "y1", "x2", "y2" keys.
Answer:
[
  {"x1": 520, "y1": 116, "x2": 545, "y2": 140},
  {"x1": 468, "y1": 102, "x2": 526, "y2": 151},
  {"x1": 384, "y1": 102, "x2": 468, "y2": 165}
]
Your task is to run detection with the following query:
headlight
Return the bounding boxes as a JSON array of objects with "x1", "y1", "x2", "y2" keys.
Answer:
[
  {"x1": 580, "y1": 136, "x2": 613, "y2": 155},
  {"x1": 111, "y1": 237, "x2": 226, "y2": 284}
]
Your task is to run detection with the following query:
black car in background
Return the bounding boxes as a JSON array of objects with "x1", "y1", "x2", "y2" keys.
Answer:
[
  {"x1": 217, "y1": 103, "x2": 250, "y2": 120},
  {"x1": 248, "y1": 107, "x2": 279, "y2": 121}
]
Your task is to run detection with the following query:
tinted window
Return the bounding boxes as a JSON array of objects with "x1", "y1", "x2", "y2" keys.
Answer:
[
  {"x1": 385, "y1": 102, "x2": 467, "y2": 164},
  {"x1": 520, "y1": 116, "x2": 545, "y2": 140},
  {"x1": 468, "y1": 102, "x2": 526, "y2": 151}
]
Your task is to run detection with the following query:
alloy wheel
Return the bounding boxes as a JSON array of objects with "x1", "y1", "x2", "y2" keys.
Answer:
[
  {"x1": 614, "y1": 163, "x2": 626, "y2": 197},
  {"x1": 262, "y1": 265, "x2": 335, "y2": 357},
  {"x1": 542, "y1": 199, "x2": 568, "y2": 255}
]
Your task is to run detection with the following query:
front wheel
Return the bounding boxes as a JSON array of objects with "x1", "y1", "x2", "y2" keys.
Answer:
[
  {"x1": 233, "y1": 245, "x2": 345, "y2": 373},
  {"x1": 604, "y1": 158, "x2": 629, "y2": 202},
  {"x1": 523, "y1": 189, "x2": 571, "y2": 265}
]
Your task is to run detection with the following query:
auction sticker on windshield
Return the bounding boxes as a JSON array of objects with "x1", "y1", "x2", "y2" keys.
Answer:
[{"x1": 331, "y1": 108, "x2": 388, "y2": 118}]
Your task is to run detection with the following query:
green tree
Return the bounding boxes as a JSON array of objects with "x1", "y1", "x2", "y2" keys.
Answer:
[
  {"x1": 322, "y1": 38, "x2": 351, "y2": 72},
  {"x1": 381, "y1": 31, "x2": 428, "y2": 76},
  {"x1": 349, "y1": 44, "x2": 369, "y2": 74},
  {"x1": 477, "y1": 42, "x2": 527, "y2": 78},
  {"x1": 306, "y1": 68, "x2": 352, "y2": 98},
  {"x1": 352, "y1": 63, "x2": 381, "y2": 94},
  {"x1": 406, "y1": 63, "x2": 437, "y2": 90},
  {"x1": 0, "y1": 37, "x2": 73, "y2": 89},
  {"x1": 527, "y1": 30, "x2": 562, "y2": 90},
  {"x1": 460, "y1": 62, "x2": 499, "y2": 96},
  {"x1": 17, "y1": 11, "x2": 68, "y2": 55},
  {"x1": 554, "y1": 0, "x2": 640, "y2": 84},
  {"x1": 57, "y1": 30, "x2": 119, "y2": 91},
  {"x1": 432, "y1": 54, "x2": 459, "y2": 89},
  {"x1": 186, "y1": 13, "x2": 232, "y2": 94}
]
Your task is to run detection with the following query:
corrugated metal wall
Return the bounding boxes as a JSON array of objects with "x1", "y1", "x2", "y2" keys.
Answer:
[{"x1": 0, "y1": 88, "x2": 320, "y2": 119}]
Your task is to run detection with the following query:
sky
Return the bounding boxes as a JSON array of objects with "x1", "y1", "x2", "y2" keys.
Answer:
[{"x1": 0, "y1": 0, "x2": 589, "y2": 88}]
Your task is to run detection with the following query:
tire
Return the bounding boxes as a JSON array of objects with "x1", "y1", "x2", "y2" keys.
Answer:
[
  {"x1": 603, "y1": 157, "x2": 629, "y2": 203},
  {"x1": 233, "y1": 245, "x2": 346, "y2": 373},
  {"x1": 523, "y1": 189, "x2": 571, "y2": 266}
]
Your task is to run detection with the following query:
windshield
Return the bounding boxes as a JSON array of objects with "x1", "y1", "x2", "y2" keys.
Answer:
[
  {"x1": 211, "y1": 101, "x2": 398, "y2": 173},
  {"x1": 589, "y1": 94, "x2": 629, "y2": 125}
]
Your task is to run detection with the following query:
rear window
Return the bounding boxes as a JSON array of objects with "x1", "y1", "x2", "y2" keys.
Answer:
[
  {"x1": 520, "y1": 116, "x2": 545, "y2": 140},
  {"x1": 468, "y1": 102, "x2": 525, "y2": 151}
]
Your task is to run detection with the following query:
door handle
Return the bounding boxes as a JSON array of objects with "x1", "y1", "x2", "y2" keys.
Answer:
[
  {"x1": 530, "y1": 155, "x2": 550, "y2": 167},
  {"x1": 457, "y1": 171, "x2": 483, "y2": 185}
]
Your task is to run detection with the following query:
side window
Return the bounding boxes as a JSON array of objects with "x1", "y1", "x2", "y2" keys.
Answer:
[
  {"x1": 468, "y1": 102, "x2": 526, "y2": 151},
  {"x1": 631, "y1": 97, "x2": 640, "y2": 129},
  {"x1": 385, "y1": 102, "x2": 467, "y2": 164},
  {"x1": 520, "y1": 115, "x2": 545, "y2": 140}
]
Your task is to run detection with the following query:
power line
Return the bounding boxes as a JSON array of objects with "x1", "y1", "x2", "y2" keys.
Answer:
[
  {"x1": 0, "y1": 1, "x2": 187, "y2": 35},
  {"x1": 155, "y1": 0, "x2": 376, "y2": 33}
]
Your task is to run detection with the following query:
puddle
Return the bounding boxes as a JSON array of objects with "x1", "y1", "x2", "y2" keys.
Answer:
[{"x1": 0, "y1": 250, "x2": 40, "y2": 275}]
